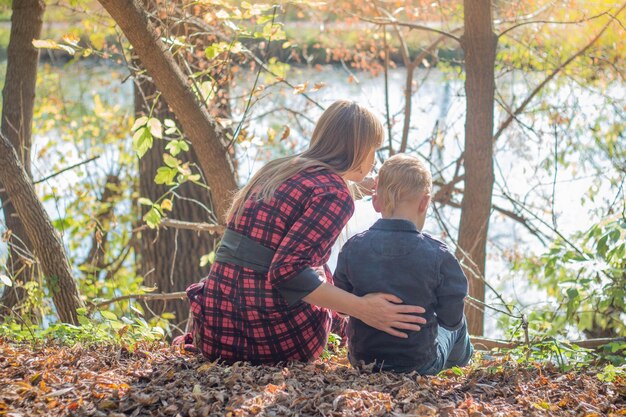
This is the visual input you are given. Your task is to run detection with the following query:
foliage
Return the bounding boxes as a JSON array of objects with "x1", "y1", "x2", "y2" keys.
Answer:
[
  {"x1": 1, "y1": 0, "x2": 625, "y2": 345},
  {"x1": 0, "y1": 307, "x2": 165, "y2": 348},
  {"x1": 507, "y1": 217, "x2": 626, "y2": 340},
  {"x1": 503, "y1": 339, "x2": 598, "y2": 371},
  {"x1": 320, "y1": 332, "x2": 344, "y2": 360},
  {"x1": 597, "y1": 363, "x2": 626, "y2": 383}
]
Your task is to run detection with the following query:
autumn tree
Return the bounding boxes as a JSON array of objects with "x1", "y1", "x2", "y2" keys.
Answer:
[
  {"x1": 0, "y1": 132, "x2": 84, "y2": 324},
  {"x1": 312, "y1": 0, "x2": 625, "y2": 335},
  {"x1": 0, "y1": 0, "x2": 45, "y2": 315}
]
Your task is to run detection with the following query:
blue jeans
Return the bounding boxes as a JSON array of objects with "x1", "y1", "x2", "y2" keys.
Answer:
[
  {"x1": 359, "y1": 318, "x2": 473, "y2": 374},
  {"x1": 415, "y1": 319, "x2": 473, "y2": 375}
]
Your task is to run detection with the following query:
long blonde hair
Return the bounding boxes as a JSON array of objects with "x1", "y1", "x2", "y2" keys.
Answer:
[{"x1": 227, "y1": 100, "x2": 384, "y2": 223}]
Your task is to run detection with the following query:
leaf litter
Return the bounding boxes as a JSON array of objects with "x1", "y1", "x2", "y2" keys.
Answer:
[{"x1": 1, "y1": 338, "x2": 624, "y2": 416}]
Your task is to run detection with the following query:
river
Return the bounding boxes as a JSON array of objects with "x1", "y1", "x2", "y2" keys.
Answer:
[{"x1": 1, "y1": 60, "x2": 624, "y2": 338}]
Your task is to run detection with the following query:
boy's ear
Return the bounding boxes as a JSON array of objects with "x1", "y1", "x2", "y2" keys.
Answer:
[
  {"x1": 418, "y1": 193, "x2": 431, "y2": 213},
  {"x1": 372, "y1": 193, "x2": 382, "y2": 213}
]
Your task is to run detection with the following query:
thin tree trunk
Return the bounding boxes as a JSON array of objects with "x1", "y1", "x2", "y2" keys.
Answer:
[
  {"x1": 0, "y1": 133, "x2": 83, "y2": 324},
  {"x1": 0, "y1": 0, "x2": 45, "y2": 314},
  {"x1": 458, "y1": 0, "x2": 497, "y2": 336},
  {"x1": 98, "y1": 0, "x2": 238, "y2": 221}
]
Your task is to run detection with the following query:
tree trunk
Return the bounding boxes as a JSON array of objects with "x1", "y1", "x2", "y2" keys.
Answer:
[
  {"x1": 0, "y1": 0, "x2": 45, "y2": 314},
  {"x1": 458, "y1": 0, "x2": 497, "y2": 336},
  {"x1": 134, "y1": 80, "x2": 215, "y2": 333},
  {"x1": 97, "y1": 0, "x2": 238, "y2": 221},
  {"x1": 0, "y1": 133, "x2": 84, "y2": 324}
]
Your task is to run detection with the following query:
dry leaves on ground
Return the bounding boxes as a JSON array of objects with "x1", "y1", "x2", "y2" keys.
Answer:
[{"x1": 1, "y1": 338, "x2": 625, "y2": 416}]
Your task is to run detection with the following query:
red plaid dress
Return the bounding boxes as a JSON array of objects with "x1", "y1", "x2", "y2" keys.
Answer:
[{"x1": 186, "y1": 167, "x2": 354, "y2": 363}]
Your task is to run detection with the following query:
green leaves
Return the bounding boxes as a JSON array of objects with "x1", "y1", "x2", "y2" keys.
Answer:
[
  {"x1": 132, "y1": 127, "x2": 153, "y2": 159},
  {"x1": 154, "y1": 167, "x2": 177, "y2": 186},
  {"x1": 100, "y1": 310, "x2": 118, "y2": 321},
  {"x1": 131, "y1": 117, "x2": 163, "y2": 158},
  {"x1": 144, "y1": 207, "x2": 163, "y2": 229},
  {"x1": 200, "y1": 251, "x2": 216, "y2": 267},
  {"x1": 520, "y1": 217, "x2": 626, "y2": 340},
  {"x1": 165, "y1": 140, "x2": 189, "y2": 156},
  {"x1": 138, "y1": 197, "x2": 163, "y2": 229}
]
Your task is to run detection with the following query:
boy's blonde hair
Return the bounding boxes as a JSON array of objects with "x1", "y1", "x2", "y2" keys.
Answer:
[
  {"x1": 376, "y1": 154, "x2": 432, "y2": 214},
  {"x1": 227, "y1": 100, "x2": 384, "y2": 223}
]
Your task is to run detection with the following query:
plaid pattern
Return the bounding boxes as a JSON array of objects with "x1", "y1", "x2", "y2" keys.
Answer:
[{"x1": 187, "y1": 167, "x2": 354, "y2": 363}]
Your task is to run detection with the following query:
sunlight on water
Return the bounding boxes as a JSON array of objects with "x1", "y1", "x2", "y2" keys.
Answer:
[{"x1": 1, "y1": 61, "x2": 623, "y2": 338}]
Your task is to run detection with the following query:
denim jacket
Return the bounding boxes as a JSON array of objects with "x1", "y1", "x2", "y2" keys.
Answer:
[{"x1": 334, "y1": 218, "x2": 468, "y2": 369}]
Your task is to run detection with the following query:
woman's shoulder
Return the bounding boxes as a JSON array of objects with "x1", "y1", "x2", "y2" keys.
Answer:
[{"x1": 292, "y1": 166, "x2": 349, "y2": 194}]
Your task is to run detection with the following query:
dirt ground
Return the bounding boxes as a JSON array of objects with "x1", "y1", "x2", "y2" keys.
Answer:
[{"x1": 1, "y1": 338, "x2": 624, "y2": 416}]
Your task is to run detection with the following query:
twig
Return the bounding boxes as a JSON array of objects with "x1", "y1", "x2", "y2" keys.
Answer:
[
  {"x1": 471, "y1": 336, "x2": 626, "y2": 351},
  {"x1": 90, "y1": 291, "x2": 187, "y2": 311},
  {"x1": 498, "y1": 10, "x2": 614, "y2": 38},
  {"x1": 228, "y1": 6, "x2": 278, "y2": 150},
  {"x1": 382, "y1": 25, "x2": 393, "y2": 155},
  {"x1": 494, "y1": 3, "x2": 626, "y2": 142},
  {"x1": 33, "y1": 156, "x2": 100, "y2": 185},
  {"x1": 358, "y1": 15, "x2": 462, "y2": 43},
  {"x1": 551, "y1": 124, "x2": 558, "y2": 229},
  {"x1": 133, "y1": 218, "x2": 225, "y2": 235}
]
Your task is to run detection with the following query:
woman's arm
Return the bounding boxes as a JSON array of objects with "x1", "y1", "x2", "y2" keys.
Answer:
[
  {"x1": 268, "y1": 185, "x2": 355, "y2": 304},
  {"x1": 303, "y1": 282, "x2": 426, "y2": 338}
]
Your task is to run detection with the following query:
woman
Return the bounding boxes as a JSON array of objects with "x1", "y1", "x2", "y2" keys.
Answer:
[{"x1": 183, "y1": 100, "x2": 425, "y2": 363}]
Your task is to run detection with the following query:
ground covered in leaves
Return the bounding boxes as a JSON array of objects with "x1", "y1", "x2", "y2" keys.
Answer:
[{"x1": 1, "y1": 338, "x2": 625, "y2": 416}]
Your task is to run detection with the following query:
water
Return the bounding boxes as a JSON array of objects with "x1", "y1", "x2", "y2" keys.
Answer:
[{"x1": 1, "y1": 61, "x2": 624, "y2": 338}]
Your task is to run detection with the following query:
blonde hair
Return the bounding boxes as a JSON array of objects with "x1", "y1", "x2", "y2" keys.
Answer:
[
  {"x1": 226, "y1": 100, "x2": 384, "y2": 223},
  {"x1": 377, "y1": 154, "x2": 432, "y2": 214}
]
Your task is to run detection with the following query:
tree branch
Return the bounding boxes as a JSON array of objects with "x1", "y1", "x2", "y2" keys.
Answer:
[
  {"x1": 471, "y1": 336, "x2": 625, "y2": 351},
  {"x1": 133, "y1": 218, "x2": 225, "y2": 235},
  {"x1": 498, "y1": 10, "x2": 614, "y2": 39},
  {"x1": 33, "y1": 156, "x2": 100, "y2": 185},
  {"x1": 358, "y1": 15, "x2": 462, "y2": 43},
  {"x1": 97, "y1": 0, "x2": 238, "y2": 221},
  {"x1": 90, "y1": 291, "x2": 187, "y2": 311},
  {"x1": 494, "y1": 3, "x2": 626, "y2": 141}
]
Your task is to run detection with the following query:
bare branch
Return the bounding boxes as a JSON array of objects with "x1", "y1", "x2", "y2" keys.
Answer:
[
  {"x1": 492, "y1": 1, "x2": 557, "y2": 27},
  {"x1": 33, "y1": 156, "x2": 100, "y2": 185},
  {"x1": 494, "y1": 3, "x2": 626, "y2": 142},
  {"x1": 471, "y1": 336, "x2": 625, "y2": 351},
  {"x1": 498, "y1": 9, "x2": 615, "y2": 39},
  {"x1": 185, "y1": 16, "x2": 324, "y2": 111},
  {"x1": 90, "y1": 291, "x2": 187, "y2": 311},
  {"x1": 133, "y1": 218, "x2": 225, "y2": 235},
  {"x1": 358, "y1": 15, "x2": 462, "y2": 43},
  {"x1": 381, "y1": 25, "x2": 394, "y2": 155}
]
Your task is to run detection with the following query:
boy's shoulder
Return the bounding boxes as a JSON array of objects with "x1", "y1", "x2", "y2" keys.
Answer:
[
  {"x1": 342, "y1": 228, "x2": 372, "y2": 248},
  {"x1": 420, "y1": 232, "x2": 451, "y2": 251},
  {"x1": 342, "y1": 228, "x2": 452, "y2": 252}
]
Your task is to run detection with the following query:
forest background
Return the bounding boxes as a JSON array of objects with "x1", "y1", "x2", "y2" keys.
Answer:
[{"x1": 0, "y1": 0, "x2": 625, "y2": 367}]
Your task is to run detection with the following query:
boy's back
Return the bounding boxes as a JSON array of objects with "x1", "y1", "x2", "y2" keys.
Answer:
[{"x1": 334, "y1": 218, "x2": 468, "y2": 372}]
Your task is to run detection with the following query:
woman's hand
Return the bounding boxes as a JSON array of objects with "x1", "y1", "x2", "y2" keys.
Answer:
[
  {"x1": 355, "y1": 293, "x2": 426, "y2": 338},
  {"x1": 302, "y1": 283, "x2": 425, "y2": 338},
  {"x1": 353, "y1": 176, "x2": 377, "y2": 199}
]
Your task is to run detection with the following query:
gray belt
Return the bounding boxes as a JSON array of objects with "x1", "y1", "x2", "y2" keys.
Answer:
[
  {"x1": 214, "y1": 228, "x2": 275, "y2": 272},
  {"x1": 213, "y1": 228, "x2": 324, "y2": 305}
]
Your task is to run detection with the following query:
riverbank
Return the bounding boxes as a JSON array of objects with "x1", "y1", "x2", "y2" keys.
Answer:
[{"x1": 0, "y1": 19, "x2": 463, "y2": 68}]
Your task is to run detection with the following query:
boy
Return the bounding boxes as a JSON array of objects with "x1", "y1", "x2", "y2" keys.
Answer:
[{"x1": 334, "y1": 154, "x2": 473, "y2": 374}]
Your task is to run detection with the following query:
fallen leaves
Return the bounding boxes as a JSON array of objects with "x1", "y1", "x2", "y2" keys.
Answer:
[{"x1": 0, "y1": 338, "x2": 625, "y2": 416}]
